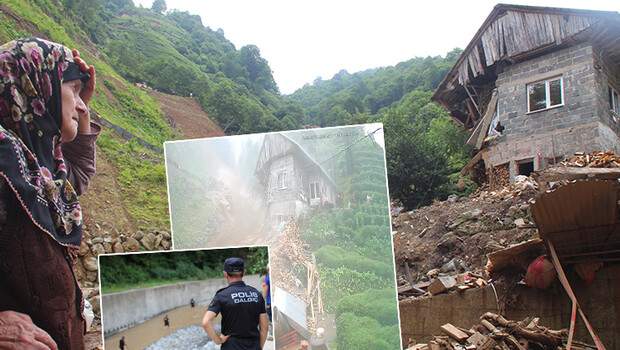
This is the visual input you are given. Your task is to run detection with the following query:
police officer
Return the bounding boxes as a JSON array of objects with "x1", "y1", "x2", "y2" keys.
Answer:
[{"x1": 202, "y1": 257, "x2": 269, "y2": 350}]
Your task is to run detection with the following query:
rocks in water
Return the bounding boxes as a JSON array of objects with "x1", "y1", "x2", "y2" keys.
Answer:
[{"x1": 146, "y1": 325, "x2": 218, "y2": 350}]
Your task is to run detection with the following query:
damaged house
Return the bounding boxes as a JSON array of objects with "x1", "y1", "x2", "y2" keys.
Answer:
[
  {"x1": 256, "y1": 133, "x2": 337, "y2": 230},
  {"x1": 433, "y1": 4, "x2": 620, "y2": 181},
  {"x1": 396, "y1": 4, "x2": 620, "y2": 349}
]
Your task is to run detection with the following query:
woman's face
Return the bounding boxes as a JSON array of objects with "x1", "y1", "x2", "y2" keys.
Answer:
[{"x1": 60, "y1": 79, "x2": 87, "y2": 142}]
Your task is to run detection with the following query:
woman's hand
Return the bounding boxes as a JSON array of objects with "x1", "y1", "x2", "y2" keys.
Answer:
[
  {"x1": 0, "y1": 311, "x2": 58, "y2": 350},
  {"x1": 71, "y1": 49, "x2": 96, "y2": 106}
]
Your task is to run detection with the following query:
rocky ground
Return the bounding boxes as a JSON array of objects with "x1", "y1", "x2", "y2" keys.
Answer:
[
  {"x1": 75, "y1": 152, "x2": 173, "y2": 349},
  {"x1": 392, "y1": 176, "x2": 540, "y2": 300},
  {"x1": 146, "y1": 325, "x2": 218, "y2": 350}
]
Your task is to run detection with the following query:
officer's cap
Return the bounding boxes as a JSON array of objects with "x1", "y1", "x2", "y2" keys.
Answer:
[{"x1": 224, "y1": 257, "x2": 245, "y2": 273}]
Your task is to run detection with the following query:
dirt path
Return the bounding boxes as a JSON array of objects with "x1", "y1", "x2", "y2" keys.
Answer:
[{"x1": 148, "y1": 90, "x2": 224, "y2": 139}]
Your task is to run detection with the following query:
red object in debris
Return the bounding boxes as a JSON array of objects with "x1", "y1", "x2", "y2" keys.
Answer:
[
  {"x1": 525, "y1": 255, "x2": 557, "y2": 289},
  {"x1": 574, "y1": 261, "x2": 603, "y2": 285}
]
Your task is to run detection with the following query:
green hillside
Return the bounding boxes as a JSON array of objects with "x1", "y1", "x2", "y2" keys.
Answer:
[
  {"x1": 288, "y1": 52, "x2": 475, "y2": 207},
  {"x1": 0, "y1": 0, "x2": 473, "y2": 223}
]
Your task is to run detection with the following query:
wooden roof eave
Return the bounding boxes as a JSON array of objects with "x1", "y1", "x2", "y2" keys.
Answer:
[{"x1": 433, "y1": 4, "x2": 620, "y2": 109}]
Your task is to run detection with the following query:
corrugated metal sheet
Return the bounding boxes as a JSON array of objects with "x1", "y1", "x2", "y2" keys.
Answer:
[{"x1": 531, "y1": 181, "x2": 620, "y2": 260}]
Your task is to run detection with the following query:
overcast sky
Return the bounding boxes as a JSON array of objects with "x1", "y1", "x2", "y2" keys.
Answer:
[{"x1": 133, "y1": 0, "x2": 620, "y2": 94}]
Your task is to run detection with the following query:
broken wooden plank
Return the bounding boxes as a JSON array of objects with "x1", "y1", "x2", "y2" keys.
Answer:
[
  {"x1": 440, "y1": 323, "x2": 469, "y2": 341},
  {"x1": 468, "y1": 332, "x2": 497, "y2": 350},
  {"x1": 475, "y1": 90, "x2": 499, "y2": 150},
  {"x1": 486, "y1": 238, "x2": 545, "y2": 274},
  {"x1": 398, "y1": 284, "x2": 426, "y2": 295},
  {"x1": 460, "y1": 149, "x2": 484, "y2": 175},
  {"x1": 428, "y1": 276, "x2": 457, "y2": 295}
]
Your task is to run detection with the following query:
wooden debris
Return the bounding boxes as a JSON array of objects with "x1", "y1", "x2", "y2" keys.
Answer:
[
  {"x1": 486, "y1": 238, "x2": 544, "y2": 274},
  {"x1": 410, "y1": 313, "x2": 573, "y2": 350},
  {"x1": 468, "y1": 332, "x2": 496, "y2": 350},
  {"x1": 481, "y1": 313, "x2": 565, "y2": 347},
  {"x1": 429, "y1": 276, "x2": 457, "y2": 295},
  {"x1": 562, "y1": 151, "x2": 620, "y2": 168},
  {"x1": 440, "y1": 323, "x2": 469, "y2": 341}
]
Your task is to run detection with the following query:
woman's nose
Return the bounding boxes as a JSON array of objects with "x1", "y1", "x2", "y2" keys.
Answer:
[{"x1": 76, "y1": 96, "x2": 88, "y2": 114}]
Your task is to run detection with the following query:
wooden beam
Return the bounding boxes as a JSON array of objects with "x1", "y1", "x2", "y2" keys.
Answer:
[
  {"x1": 460, "y1": 149, "x2": 484, "y2": 175},
  {"x1": 475, "y1": 90, "x2": 499, "y2": 149},
  {"x1": 464, "y1": 84, "x2": 481, "y2": 116}
]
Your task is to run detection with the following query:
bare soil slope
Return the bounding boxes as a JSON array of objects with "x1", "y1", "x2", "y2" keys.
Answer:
[{"x1": 148, "y1": 90, "x2": 224, "y2": 139}]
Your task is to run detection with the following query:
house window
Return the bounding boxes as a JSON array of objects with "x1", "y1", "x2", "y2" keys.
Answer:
[
  {"x1": 277, "y1": 171, "x2": 287, "y2": 189},
  {"x1": 527, "y1": 77, "x2": 563, "y2": 112},
  {"x1": 309, "y1": 182, "x2": 320, "y2": 199},
  {"x1": 609, "y1": 86, "x2": 620, "y2": 115}
]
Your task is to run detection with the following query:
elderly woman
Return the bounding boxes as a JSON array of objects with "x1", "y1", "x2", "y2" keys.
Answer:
[{"x1": 0, "y1": 37, "x2": 98, "y2": 349}]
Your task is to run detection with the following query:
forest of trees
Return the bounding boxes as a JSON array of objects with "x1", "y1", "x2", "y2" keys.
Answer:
[
  {"x1": 43, "y1": 0, "x2": 474, "y2": 208},
  {"x1": 99, "y1": 247, "x2": 268, "y2": 292}
]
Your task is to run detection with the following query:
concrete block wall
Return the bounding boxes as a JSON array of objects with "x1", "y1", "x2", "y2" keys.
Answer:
[
  {"x1": 593, "y1": 44, "x2": 620, "y2": 137},
  {"x1": 484, "y1": 42, "x2": 620, "y2": 172},
  {"x1": 399, "y1": 265, "x2": 620, "y2": 348},
  {"x1": 101, "y1": 275, "x2": 261, "y2": 335}
]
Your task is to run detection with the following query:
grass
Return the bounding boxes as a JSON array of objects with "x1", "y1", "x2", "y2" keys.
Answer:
[{"x1": 97, "y1": 131, "x2": 170, "y2": 231}]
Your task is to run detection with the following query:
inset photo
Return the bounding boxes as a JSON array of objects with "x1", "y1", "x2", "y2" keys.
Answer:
[
  {"x1": 165, "y1": 124, "x2": 401, "y2": 349},
  {"x1": 99, "y1": 246, "x2": 272, "y2": 350}
]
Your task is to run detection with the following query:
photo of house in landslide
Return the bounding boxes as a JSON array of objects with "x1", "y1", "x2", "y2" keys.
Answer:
[
  {"x1": 255, "y1": 133, "x2": 338, "y2": 231},
  {"x1": 433, "y1": 4, "x2": 620, "y2": 181}
]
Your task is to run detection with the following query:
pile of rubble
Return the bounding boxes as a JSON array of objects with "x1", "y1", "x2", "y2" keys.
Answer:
[
  {"x1": 270, "y1": 221, "x2": 312, "y2": 302},
  {"x1": 406, "y1": 312, "x2": 596, "y2": 350},
  {"x1": 393, "y1": 176, "x2": 539, "y2": 300},
  {"x1": 395, "y1": 149, "x2": 620, "y2": 301},
  {"x1": 399, "y1": 269, "x2": 488, "y2": 298}
]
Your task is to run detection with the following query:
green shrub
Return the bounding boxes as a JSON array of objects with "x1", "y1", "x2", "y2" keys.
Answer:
[
  {"x1": 336, "y1": 313, "x2": 400, "y2": 350},
  {"x1": 315, "y1": 245, "x2": 392, "y2": 279},
  {"x1": 336, "y1": 289, "x2": 398, "y2": 326}
]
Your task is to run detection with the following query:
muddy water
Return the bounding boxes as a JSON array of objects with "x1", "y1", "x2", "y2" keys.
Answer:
[
  {"x1": 104, "y1": 305, "x2": 211, "y2": 349},
  {"x1": 104, "y1": 305, "x2": 275, "y2": 350}
]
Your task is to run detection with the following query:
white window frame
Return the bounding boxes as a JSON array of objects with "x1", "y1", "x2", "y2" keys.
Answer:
[
  {"x1": 609, "y1": 85, "x2": 620, "y2": 115},
  {"x1": 526, "y1": 76, "x2": 564, "y2": 113},
  {"x1": 277, "y1": 171, "x2": 287, "y2": 189},
  {"x1": 309, "y1": 182, "x2": 320, "y2": 200}
]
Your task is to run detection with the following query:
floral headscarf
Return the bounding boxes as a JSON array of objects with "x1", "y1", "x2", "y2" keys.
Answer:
[{"x1": 0, "y1": 37, "x2": 83, "y2": 247}]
